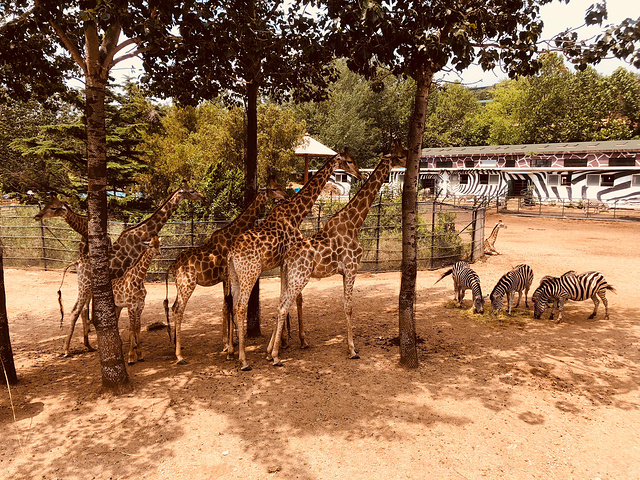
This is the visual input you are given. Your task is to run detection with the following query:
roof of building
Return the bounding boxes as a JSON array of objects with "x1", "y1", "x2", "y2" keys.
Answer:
[{"x1": 421, "y1": 140, "x2": 640, "y2": 158}]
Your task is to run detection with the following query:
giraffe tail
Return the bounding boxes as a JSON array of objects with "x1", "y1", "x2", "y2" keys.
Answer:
[
  {"x1": 434, "y1": 268, "x2": 453, "y2": 286},
  {"x1": 58, "y1": 260, "x2": 80, "y2": 329}
]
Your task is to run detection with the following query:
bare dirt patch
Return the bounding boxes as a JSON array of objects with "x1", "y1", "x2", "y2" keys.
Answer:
[{"x1": 1, "y1": 213, "x2": 639, "y2": 480}]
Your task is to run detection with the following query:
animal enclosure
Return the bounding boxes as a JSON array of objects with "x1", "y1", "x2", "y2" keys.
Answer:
[
  {"x1": 1, "y1": 214, "x2": 639, "y2": 480},
  {"x1": 0, "y1": 201, "x2": 485, "y2": 275}
]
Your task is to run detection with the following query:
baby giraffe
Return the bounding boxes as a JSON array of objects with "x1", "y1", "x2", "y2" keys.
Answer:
[{"x1": 112, "y1": 236, "x2": 162, "y2": 365}]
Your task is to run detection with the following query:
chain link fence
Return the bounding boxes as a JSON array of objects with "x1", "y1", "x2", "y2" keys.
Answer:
[{"x1": 0, "y1": 202, "x2": 485, "y2": 278}]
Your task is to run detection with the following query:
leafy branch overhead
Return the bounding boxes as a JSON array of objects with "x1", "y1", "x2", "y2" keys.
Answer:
[{"x1": 554, "y1": 1, "x2": 640, "y2": 70}]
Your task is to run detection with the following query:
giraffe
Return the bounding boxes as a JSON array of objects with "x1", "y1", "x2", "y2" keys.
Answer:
[
  {"x1": 111, "y1": 236, "x2": 162, "y2": 365},
  {"x1": 266, "y1": 141, "x2": 407, "y2": 366},
  {"x1": 165, "y1": 176, "x2": 288, "y2": 364},
  {"x1": 227, "y1": 149, "x2": 362, "y2": 370},
  {"x1": 484, "y1": 219, "x2": 507, "y2": 255},
  {"x1": 38, "y1": 182, "x2": 206, "y2": 356},
  {"x1": 34, "y1": 195, "x2": 102, "y2": 352}
]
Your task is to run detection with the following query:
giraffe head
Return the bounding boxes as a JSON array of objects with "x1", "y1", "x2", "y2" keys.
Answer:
[
  {"x1": 336, "y1": 148, "x2": 363, "y2": 180},
  {"x1": 496, "y1": 219, "x2": 507, "y2": 229},
  {"x1": 176, "y1": 181, "x2": 207, "y2": 204},
  {"x1": 145, "y1": 235, "x2": 162, "y2": 254},
  {"x1": 384, "y1": 140, "x2": 408, "y2": 169},
  {"x1": 34, "y1": 195, "x2": 70, "y2": 221},
  {"x1": 263, "y1": 175, "x2": 288, "y2": 201}
]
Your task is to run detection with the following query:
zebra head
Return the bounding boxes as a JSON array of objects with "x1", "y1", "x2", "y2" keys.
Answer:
[
  {"x1": 489, "y1": 292, "x2": 503, "y2": 313},
  {"x1": 532, "y1": 277, "x2": 556, "y2": 319},
  {"x1": 473, "y1": 294, "x2": 485, "y2": 314}
]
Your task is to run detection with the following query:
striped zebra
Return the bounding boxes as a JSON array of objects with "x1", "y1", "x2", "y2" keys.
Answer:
[
  {"x1": 532, "y1": 271, "x2": 615, "y2": 323},
  {"x1": 489, "y1": 264, "x2": 534, "y2": 314},
  {"x1": 435, "y1": 261, "x2": 485, "y2": 314}
]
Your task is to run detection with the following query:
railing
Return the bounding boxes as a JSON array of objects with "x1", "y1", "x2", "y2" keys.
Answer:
[{"x1": 0, "y1": 202, "x2": 485, "y2": 278}]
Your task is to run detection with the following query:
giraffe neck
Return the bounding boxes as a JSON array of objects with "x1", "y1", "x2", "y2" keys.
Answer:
[
  {"x1": 63, "y1": 207, "x2": 89, "y2": 238},
  {"x1": 326, "y1": 156, "x2": 392, "y2": 233},
  {"x1": 117, "y1": 187, "x2": 183, "y2": 244},
  {"x1": 487, "y1": 224, "x2": 501, "y2": 246},
  {"x1": 218, "y1": 190, "x2": 268, "y2": 240},
  {"x1": 270, "y1": 155, "x2": 338, "y2": 227},
  {"x1": 128, "y1": 246, "x2": 157, "y2": 281}
]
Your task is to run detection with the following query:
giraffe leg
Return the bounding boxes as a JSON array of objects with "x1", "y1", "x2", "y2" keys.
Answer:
[
  {"x1": 343, "y1": 273, "x2": 359, "y2": 359},
  {"x1": 222, "y1": 281, "x2": 233, "y2": 353},
  {"x1": 80, "y1": 299, "x2": 95, "y2": 352},
  {"x1": 127, "y1": 309, "x2": 137, "y2": 365},
  {"x1": 63, "y1": 291, "x2": 92, "y2": 357},
  {"x1": 171, "y1": 274, "x2": 196, "y2": 365},
  {"x1": 296, "y1": 293, "x2": 309, "y2": 349}
]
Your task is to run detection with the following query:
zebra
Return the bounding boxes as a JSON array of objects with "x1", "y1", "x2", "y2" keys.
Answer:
[
  {"x1": 532, "y1": 271, "x2": 615, "y2": 323},
  {"x1": 435, "y1": 261, "x2": 485, "y2": 314},
  {"x1": 489, "y1": 264, "x2": 534, "y2": 314}
]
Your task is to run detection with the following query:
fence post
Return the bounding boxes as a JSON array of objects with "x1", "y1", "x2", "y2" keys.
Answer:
[
  {"x1": 430, "y1": 199, "x2": 436, "y2": 268},
  {"x1": 374, "y1": 194, "x2": 382, "y2": 269},
  {"x1": 38, "y1": 204, "x2": 48, "y2": 271},
  {"x1": 190, "y1": 208, "x2": 195, "y2": 246}
]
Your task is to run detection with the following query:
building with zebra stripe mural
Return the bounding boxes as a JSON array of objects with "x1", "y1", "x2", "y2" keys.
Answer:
[{"x1": 416, "y1": 140, "x2": 640, "y2": 207}]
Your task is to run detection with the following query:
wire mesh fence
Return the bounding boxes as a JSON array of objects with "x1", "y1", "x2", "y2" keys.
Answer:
[{"x1": 0, "y1": 202, "x2": 485, "y2": 279}]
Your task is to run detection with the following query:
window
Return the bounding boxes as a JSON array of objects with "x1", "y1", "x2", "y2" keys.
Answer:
[
  {"x1": 561, "y1": 174, "x2": 572, "y2": 186},
  {"x1": 505, "y1": 159, "x2": 516, "y2": 168},
  {"x1": 436, "y1": 160, "x2": 453, "y2": 168},
  {"x1": 459, "y1": 174, "x2": 469, "y2": 185},
  {"x1": 489, "y1": 174, "x2": 500, "y2": 185},
  {"x1": 601, "y1": 174, "x2": 615, "y2": 187},
  {"x1": 609, "y1": 157, "x2": 636, "y2": 167},
  {"x1": 465, "y1": 160, "x2": 475, "y2": 168},
  {"x1": 479, "y1": 174, "x2": 489, "y2": 185},
  {"x1": 633, "y1": 175, "x2": 640, "y2": 187},
  {"x1": 564, "y1": 158, "x2": 588, "y2": 167},
  {"x1": 531, "y1": 158, "x2": 552, "y2": 167},
  {"x1": 586, "y1": 174, "x2": 600, "y2": 186},
  {"x1": 547, "y1": 174, "x2": 560, "y2": 186}
]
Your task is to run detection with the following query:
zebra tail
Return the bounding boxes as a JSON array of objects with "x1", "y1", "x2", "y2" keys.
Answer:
[
  {"x1": 434, "y1": 268, "x2": 453, "y2": 285},
  {"x1": 605, "y1": 284, "x2": 617, "y2": 294}
]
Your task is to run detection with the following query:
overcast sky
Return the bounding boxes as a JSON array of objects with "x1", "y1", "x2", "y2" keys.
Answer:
[{"x1": 437, "y1": 0, "x2": 640, "y2": 87}]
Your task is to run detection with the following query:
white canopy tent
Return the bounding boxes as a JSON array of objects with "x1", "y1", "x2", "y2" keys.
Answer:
[{"x1": 294, "y1": 134, "x2": 337, "y2": 184}]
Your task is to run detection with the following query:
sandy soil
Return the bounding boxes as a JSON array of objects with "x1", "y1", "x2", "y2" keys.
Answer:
[{"x1": 0, "y1": 213, "x2": 639, "y2": 480}]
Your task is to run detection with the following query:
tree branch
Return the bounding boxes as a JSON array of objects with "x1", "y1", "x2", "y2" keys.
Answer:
[{"x1": 33, "y1": 0, "x2": 87, "y2": 74}]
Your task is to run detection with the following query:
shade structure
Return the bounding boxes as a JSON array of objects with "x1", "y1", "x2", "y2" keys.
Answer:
[{"x1": 294, "y1": 134, "x2": 337, "y2": 184}]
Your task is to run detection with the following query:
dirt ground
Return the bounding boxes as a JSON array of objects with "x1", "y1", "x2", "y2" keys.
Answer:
[{"x1": 1, "y1": 213, "x2": 639, "y2": 480}]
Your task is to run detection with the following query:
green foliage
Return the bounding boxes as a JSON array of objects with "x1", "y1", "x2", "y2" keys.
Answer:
[{"x1": 293, "y1": 61, "x2": 414, "y2": 168}]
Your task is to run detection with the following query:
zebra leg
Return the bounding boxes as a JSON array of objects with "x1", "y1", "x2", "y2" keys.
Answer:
[
  {"x1": 601, "y1": 292, "x2": 610, "y2": 320},
  {"x1": 514, "y1": 290, "x2": 522, "y2": 309},
  {"x1": 588, "y1": 293, "x2": 600, "y2": 319},
  {"x1": 555, "y1": 298, "x2": 566, "y2": 323},
  {"x1": 507, "y1": 291, "x2": 514, "y2": 315}
]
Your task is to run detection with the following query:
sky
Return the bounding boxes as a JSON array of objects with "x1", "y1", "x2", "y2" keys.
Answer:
[
  {"x1": 436, "y1": 0, "x2": 640, "y2": 87},
  {"x1": 109, "y1": 0, "x2": 640, "y2": 90}
]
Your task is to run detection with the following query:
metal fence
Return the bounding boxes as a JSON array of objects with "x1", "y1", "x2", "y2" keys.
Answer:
[
  {"x1": 446, "y1": 194, "x2": 640, "y2": 221},
  {"x1": 0, "y1": 202, "x2": 485, "y2": 278}
]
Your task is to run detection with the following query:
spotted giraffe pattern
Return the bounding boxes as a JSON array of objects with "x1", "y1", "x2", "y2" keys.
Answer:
[
  {"x1": 484, "y1": 219, "x2": 506, "y2": 255},
  {"x1": 267, "y1": 141, "x2": 407, "y2": 366},
  {"x1": 227, "y1": 149, "x2": 362, "y2": 370},
  {"x1": 37, "y1": 183, "x2": 206, "y2": 356},
  {"x1": 112, "y1": 236, "x2": 162, "y2": 365},
  {"x1": 166, "y1": 177, "x2": 288, "y2": 364}
]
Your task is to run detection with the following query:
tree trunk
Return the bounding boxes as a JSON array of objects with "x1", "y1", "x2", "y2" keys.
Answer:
[
  {"x1": 0, "y1": 245, "x2": 17, "y2": 386},
  {"x1": 85, "y1": 79, "x2": 131, "y2": 393},
  {"x1": 398, "y1": 68, "x2": 433, "y2": 368},
  {"x1": 245, "y1": 79, "x2": 261, "y2": 337}
]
